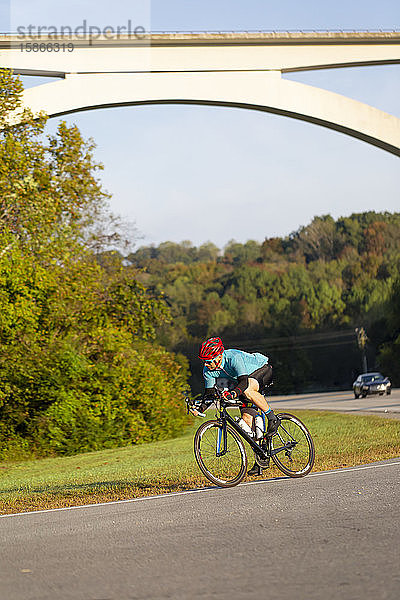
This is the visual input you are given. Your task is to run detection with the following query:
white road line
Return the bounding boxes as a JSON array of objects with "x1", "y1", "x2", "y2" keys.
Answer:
[
  {"x1": 308, "y1": 461, "x2": 400, "y2": 477},
  {"x1": 1, "y1": 460, "x2": 399, "y2": 519}
]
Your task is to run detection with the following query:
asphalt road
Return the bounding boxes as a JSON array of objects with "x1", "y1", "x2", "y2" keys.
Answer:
[
  {"x1": 269, "y1": 388, "x2": 400, "y2": 414},
  {"x1": 1, "y1": 458, "x2": 400, "y2": 600}
]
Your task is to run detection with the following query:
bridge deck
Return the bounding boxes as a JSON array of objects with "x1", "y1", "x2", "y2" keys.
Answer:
[{"x1": 1, "y1": 31, "x2": 400, "y2": 48}]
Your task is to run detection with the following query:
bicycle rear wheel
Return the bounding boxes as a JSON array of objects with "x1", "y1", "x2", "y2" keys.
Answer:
[
  {"x1": 194, "y1": 420, "x2": 247, "y2": 487},
  {"x1": 270, "y1": 413, "x2": 315, "y2": 477}
]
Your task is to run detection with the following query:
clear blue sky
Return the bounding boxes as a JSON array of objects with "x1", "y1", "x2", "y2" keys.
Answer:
[{"x1": 2, "y1": 1, "x2": 400, "y2": 247}]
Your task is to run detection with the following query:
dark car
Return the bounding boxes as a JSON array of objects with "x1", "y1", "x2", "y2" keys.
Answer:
[{"x1": 353, "y1": 372, "x2": 392, "y2": 398}]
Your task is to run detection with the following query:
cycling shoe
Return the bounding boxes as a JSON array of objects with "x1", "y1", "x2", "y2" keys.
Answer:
[{"x1": 247, "y1": 462, "x2": 263, "y2": 476}]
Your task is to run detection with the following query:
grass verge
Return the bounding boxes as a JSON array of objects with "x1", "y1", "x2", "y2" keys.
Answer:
[{"x1": 1, "y1": 410, "x2": 399, "y2": 515}]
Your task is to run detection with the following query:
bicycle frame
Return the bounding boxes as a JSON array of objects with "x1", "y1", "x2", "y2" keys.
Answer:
[{"x1": 214, "y1": 398, "x2": 270, "y2": 461}]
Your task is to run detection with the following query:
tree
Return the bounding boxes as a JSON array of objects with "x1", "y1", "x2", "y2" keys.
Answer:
[
  {"x1": 289, "y1": 215, "x2": 345, "y2": 262},
  {"x1": 0, "y1": 70, "x2": 189, "y2": 458},
  {"x1": 223, "y1": 240, "x2": 261, "y2": 265},
  {"x1": 197, "y1": 241, "x2": 219, "y2": 262},
  {"x1": 378, "y1": 279, "x2": 400, "y2": 385}
]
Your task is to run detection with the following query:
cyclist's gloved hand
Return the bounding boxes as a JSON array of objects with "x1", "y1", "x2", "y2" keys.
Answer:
[
  {"x1": 190, "y1": 399, "x2": 208, "y2": 417},
  {"x1": 221, "y1": 389, "x2": 238, "y2": 402}
]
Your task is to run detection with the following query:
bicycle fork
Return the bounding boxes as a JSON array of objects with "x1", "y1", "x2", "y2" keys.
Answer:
[{"x1": 216, "y1": 417, "x2": 228, "y2": 457}]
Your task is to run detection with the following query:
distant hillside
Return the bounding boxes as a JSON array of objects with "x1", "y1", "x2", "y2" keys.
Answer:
[{"x1": 124, "y1": 212, "x2": 400, "y2": 393}]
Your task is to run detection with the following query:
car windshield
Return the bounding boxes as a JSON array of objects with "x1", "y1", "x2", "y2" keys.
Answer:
[{"x1": 361, "y1": 374, "x2": 383, "y2": 383}]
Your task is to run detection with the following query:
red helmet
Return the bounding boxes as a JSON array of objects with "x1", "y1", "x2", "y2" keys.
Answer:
[{"x1": 198, "y1": 337, "x2": 224, "y2": 360}]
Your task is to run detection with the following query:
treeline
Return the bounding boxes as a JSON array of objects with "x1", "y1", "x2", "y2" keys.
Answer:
[
  {"x1": 0, "y1": 70, "x2": 189, "y2": 459},
  {"x1": 127, "y1": 213, "x2": 400, "y2": 392}
]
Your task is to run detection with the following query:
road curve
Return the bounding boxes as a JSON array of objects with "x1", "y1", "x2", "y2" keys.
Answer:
[{"x1": 1, "y1": 459, "x2": 399, "y2": 600}]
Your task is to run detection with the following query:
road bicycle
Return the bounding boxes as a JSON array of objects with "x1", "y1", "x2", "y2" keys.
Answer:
[{"x1": 186, "y1": 386, "x2": 315, "y2": 488}]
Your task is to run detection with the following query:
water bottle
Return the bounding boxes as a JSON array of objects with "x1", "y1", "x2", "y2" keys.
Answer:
[
  {"x1": 255, "y1": 414, "x2": 266, "y2": 440},
  {"x1": 236, "y1": 418, "x2": 254, "y2": 438}
]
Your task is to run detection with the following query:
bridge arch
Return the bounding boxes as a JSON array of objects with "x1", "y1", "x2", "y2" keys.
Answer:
[{"x1": 15, "y1": 71, "x2": 400, "y2": 156}]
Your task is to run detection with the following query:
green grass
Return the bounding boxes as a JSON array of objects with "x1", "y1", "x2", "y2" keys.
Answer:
[{"x1": 1, "y1": 411, "x2": 399, "y2": 515}]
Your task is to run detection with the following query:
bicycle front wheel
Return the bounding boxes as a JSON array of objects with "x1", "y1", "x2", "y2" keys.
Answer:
[
  {"x1": 270, "y1": 413, "x2": 315, "y2": 477},
  {"x1": 194, "y1": 420, "x2": 247, "y2": 487}
]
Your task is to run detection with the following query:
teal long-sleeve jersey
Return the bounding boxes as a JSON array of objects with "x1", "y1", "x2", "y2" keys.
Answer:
[{"x1": 203, "y1": 349, "x2": 268, "y2": 389}]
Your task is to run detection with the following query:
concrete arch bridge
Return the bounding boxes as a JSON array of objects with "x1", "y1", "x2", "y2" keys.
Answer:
[{"x1": 0, "y1": 31, "x2": 400, "y2": 156}]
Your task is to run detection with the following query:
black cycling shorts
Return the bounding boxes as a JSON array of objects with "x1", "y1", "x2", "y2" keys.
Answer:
[
  {"x1": 249, "y1": 363, "x2": 273, "y2": 391},
  {"x1": 240, "y1": 363, "x2": 273, "y2": 413}
]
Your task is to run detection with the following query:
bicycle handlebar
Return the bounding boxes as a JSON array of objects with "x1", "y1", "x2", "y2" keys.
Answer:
[
  {"x1": 185, "y1": 397, "x2": 206, "y2": 417},
  {"x1": 184, "y1": 387, "x2": 242, "y2": 418},
  {"x1": 184, "y1": 397, "x2": 193, "y2": 414}
]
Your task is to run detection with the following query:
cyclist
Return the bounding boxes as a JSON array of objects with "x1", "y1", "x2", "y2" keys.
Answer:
[{"x1": 192, "y1": 337, "x2": 279, "y2": 477}]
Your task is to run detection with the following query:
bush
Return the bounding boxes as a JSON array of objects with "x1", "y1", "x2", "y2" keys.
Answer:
[
  {"x1": 0, "y1": 321, "x2": 189, "y2": 458},
  {"x1": 29, "y1": 341, "x2": 189, "y2": 456}
]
